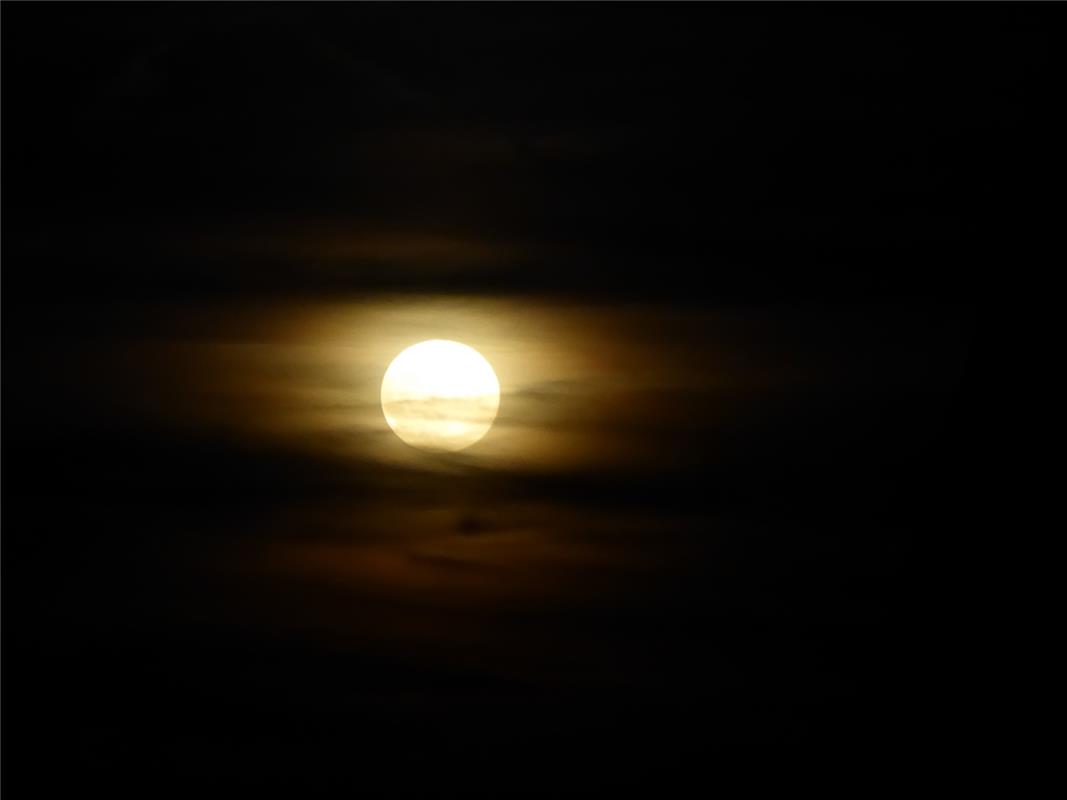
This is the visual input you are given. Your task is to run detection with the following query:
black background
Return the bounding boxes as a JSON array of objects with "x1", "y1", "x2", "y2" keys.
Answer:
[{"x1": 3, "y1": 3, "x2": 1052, "y2": 795}]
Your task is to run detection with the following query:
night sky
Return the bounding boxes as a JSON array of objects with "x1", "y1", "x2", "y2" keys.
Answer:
[{"x1": 3, "y1": 3, "x2": 1052, "y2": 795}]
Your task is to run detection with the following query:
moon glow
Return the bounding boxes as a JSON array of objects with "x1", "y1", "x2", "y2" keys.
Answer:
[{"x1": 380, "y1": 340, "x2": 501, "y2": 452}]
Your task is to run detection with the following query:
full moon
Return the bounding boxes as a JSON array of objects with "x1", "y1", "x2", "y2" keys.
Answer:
[{"x1": 380, "y1": 340, "x2": 501, "y2": 452}]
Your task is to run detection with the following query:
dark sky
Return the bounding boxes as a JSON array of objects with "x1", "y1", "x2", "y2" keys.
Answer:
[{"x1": 2, "y1": 3, "x2": 1051, "y2": 795}]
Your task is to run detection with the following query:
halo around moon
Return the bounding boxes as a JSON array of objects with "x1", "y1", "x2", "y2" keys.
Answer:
[{"x1": 380, "y1": 340, "x2": 500, "y2": 452}]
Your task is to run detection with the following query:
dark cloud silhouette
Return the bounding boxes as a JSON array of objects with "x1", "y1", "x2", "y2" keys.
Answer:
[{"x1": 3, "y1": 2, "x2": 1036, "y2": 795}]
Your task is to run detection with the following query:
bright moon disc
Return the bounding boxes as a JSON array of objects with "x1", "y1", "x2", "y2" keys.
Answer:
[{"x1": 381, "y1": 340, "x2": 500, "y2": 452}]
